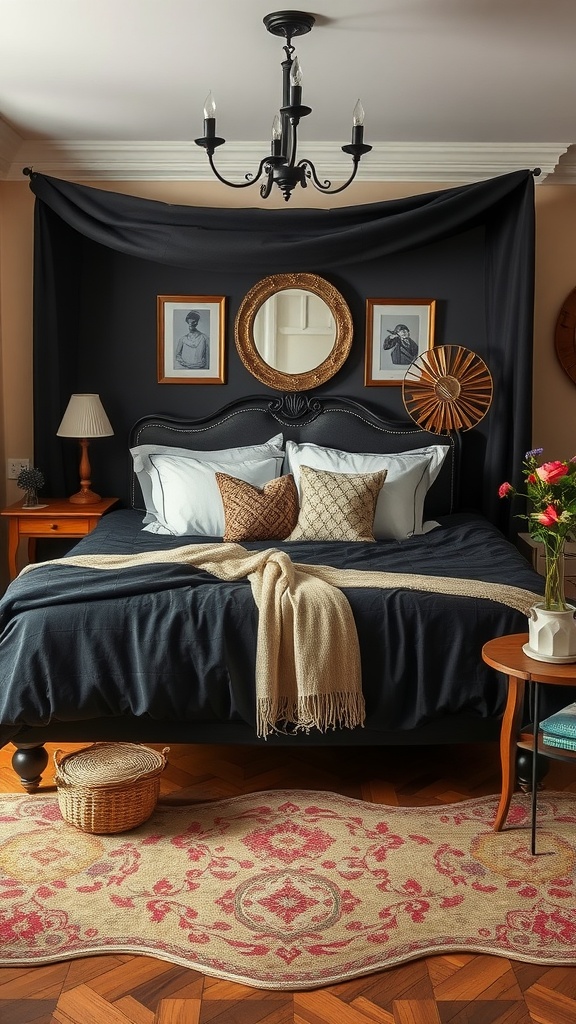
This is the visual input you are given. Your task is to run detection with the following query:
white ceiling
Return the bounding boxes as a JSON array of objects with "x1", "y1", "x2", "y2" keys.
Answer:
[{"x1": 1, "y1": 0, "x2": 576, "y2": 183}]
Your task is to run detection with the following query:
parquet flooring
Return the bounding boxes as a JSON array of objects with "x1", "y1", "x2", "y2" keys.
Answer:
[{"x1": 0, "y1": 739, "x2": 575, "y2": 1023}]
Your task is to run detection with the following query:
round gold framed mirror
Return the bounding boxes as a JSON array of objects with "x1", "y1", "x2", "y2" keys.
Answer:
[{"x1": 234, "y1": 272, "x2": 353, "y2": 391}]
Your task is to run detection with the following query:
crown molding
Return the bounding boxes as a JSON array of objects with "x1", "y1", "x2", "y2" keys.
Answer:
[
  {"x1": 545, "y1": 144, "x2": 576, "y2": 184},
  {"x1": 1, "y1": 138, "x2": 571, "y2": 183}
]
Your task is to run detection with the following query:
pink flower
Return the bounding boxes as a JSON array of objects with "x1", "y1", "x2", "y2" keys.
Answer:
[
  {"x1": 536, "y1": 461, "x2": 569, "y2": 484},
  {"x1": 537, "y1": 504, "x2": 560, "y2": 527},
  {"x1": 498, "y1": 482, "x2": 513, "y2": 498}
]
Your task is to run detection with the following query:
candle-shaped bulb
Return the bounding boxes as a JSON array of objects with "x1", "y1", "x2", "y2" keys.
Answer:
[
  {"x1": 203, "y1": 92, "x2": 216, "y2": 119},
  {"x1": 290, "y1": 57, "x2": 302, "y2": 88},
  {"x1": 351, "y1": 100, "x2": 365, "y2": 146},
  {"x1": 352, "y1": 99, "x2": 365, "y2": 127},
  {"x1": 271, "y1": 113, "x2": 283, "y2": 156}
]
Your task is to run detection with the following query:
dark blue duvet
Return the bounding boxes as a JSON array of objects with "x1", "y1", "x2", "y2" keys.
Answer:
[{"x1": 0, "y1": 510, "x2": 549, "y2": 744}]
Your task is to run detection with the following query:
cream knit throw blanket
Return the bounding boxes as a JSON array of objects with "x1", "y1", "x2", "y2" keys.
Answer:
[{"x1": 20, "y1": 544, "x2": 541, "y2": 738}]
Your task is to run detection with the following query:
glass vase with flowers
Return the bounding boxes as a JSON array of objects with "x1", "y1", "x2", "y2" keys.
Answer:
[{"x1": 499, "y1": 449, "x2": 576, "y2": 661}]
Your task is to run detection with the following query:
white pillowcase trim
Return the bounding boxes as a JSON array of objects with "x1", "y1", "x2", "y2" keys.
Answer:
[
  {"x1": 283, "y1": 440, "x2": 449, "y2": 541},
  {"x1": 144, "y1": 452, "x2": 283, "y2": 537},
  {"x1": 131, "y1": 434, "x2": 284, "y2": 525}
]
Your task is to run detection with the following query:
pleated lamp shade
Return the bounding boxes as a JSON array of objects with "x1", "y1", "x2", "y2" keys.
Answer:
[
  {"x1": 57, "y1": 394, "x2": 114, "y2": 439},
  {"x1": 57, "y1": 394, "x2": 113, "y2": 504}
]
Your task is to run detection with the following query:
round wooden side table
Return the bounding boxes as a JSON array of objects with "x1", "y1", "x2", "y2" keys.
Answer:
[{"x1": 482, "y1": 632, "x2": 576, "y2": 854}]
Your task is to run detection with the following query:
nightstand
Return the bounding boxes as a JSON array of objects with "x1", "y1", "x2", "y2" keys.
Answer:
[
  {"x1": 517, "y1": 532, "x2": 576, "y2": 600},
  {"x1": 1, "y1": 497, "x2": 119, "y2": 580}
]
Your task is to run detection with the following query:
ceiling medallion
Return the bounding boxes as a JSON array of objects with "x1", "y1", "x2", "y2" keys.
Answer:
[
  {"x1": 402, "y1": 345, "x2": 493, "y2": 433},
  {"x1": 194, "y1": 10, "x2": 372, "y2": 202}
]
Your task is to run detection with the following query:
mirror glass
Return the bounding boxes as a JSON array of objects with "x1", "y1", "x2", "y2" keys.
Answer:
[
  {"x1": 235, "y1": 273, "x2": 353, "y2": 391},
  {"x1": 253, "y1": 288, "x2": 336, "y2": 374}
]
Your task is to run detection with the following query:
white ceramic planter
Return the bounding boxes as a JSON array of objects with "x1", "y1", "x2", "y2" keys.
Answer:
[{"x1": 525, "y1": 603, "x2": 576, "y2": 663}]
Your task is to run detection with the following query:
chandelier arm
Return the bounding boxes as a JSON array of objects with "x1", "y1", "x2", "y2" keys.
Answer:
[
  {"x1": 297, "y1": 157, "x2": 361, "y2": 195},
  {"x1": 259, "y1": 170, "x2": 275, "y2": 200},
  {"x1": 207, "y1": 152, "x2": 271, "y2": 189}
]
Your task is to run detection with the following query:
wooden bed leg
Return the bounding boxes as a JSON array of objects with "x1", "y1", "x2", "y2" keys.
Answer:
[
  {"x1": 11, "y1": 743, "x2": 49, "y2": 792},
  {"x1": 516, "y1": 747, "x2": 550, "y2": 793}
]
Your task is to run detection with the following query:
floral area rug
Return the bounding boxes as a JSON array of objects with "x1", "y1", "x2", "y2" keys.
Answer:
[{"x1": 1, "y1": 789, "x2": 576, "y2": 989}]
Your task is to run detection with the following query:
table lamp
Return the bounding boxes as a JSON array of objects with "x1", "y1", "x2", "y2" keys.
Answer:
[{"x1": 57, "y1": 394, "x2": 114, "y2": 504}]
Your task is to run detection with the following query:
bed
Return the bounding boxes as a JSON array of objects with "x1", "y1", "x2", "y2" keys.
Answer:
[{"x1": 0, "y1": 393, "x2": 551, "y2": 791}]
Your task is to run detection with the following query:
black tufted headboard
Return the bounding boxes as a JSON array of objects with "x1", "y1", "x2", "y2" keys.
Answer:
[{"x1": 128, "y1": 393, "x2": 460, "y2": 520}]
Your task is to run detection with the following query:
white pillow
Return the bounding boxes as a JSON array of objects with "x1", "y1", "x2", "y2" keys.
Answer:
[
  {"x1": 284, "y1": 440, "x2": 449, "y2": 540},
  {"x1": 131, "y1": 434, "x2": 284, "y2": 524},
  {"x1": 144, "y1": 452, "x2": 282, "y2": 536}
]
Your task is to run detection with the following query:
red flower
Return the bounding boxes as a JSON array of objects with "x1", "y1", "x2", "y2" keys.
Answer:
[
  {"x1": 536, "y1": 461, "x2": 569, "y2": 484},
  {"x1": 498, "y1": 482, "x2": 513, "y2": 498},
  {"x1": 537, "y1": 504, "x2": 560, "y2": 527}
]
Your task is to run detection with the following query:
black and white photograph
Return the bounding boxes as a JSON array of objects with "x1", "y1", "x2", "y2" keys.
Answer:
[
  {"x1": 364, "y1": 298, "x2": 436, "y2": 386},
  {"x1": 157, "y1": 295, "x2": 226, "y2": 383}
]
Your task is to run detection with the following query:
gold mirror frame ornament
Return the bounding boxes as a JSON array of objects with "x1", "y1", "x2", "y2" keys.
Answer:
[
  {"x1": 234, "y1": 273, "x2": 353, "y2": 391},
  {"x1": 402, "y1": 345, "x2": 493, "y2": 433}
]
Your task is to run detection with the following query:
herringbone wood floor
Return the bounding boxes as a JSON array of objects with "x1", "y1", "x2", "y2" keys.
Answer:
[{"x1": 1, "y1": 739, "x2": 575, "y2": 1023}]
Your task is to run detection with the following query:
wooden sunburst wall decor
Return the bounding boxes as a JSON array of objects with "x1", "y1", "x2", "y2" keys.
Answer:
[{"x1": 402, "y1": 345, "x2": 493, "y2": 433}]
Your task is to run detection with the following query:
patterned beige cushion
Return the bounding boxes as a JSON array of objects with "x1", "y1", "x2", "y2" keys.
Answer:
[
  {"x1": 216, "y1": 472, "x2": 299, "y2": 542},
  {"x1": 287, "y1": 465, "x2": 386, "y2": 542}
]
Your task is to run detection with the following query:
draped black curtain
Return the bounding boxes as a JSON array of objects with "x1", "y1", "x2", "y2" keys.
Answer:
[{"x1": 29, "y1": 169, "x2": 535, "y2": 534}]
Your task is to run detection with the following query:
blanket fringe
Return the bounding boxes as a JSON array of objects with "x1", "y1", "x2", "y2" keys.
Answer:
[{"x1": 257, "y1": 692, "x2": 366, "y2": 739}]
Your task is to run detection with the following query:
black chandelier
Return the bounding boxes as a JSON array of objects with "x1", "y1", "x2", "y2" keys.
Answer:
[{"x1": 194, "y1": 10, "x2": 372, "y2": 202}]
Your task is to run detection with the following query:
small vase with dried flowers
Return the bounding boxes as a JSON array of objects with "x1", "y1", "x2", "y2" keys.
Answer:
[{"x1": 17, "y1": 466, "x2": 45, "y2": 509}]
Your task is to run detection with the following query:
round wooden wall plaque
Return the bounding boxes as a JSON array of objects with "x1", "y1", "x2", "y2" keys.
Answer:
[
  {"x1": 555, "y1": 287, "x2": 576, "y2": 385},
  {"x1": 402, "y1": 345, "x2": 493, "y2": 433}
]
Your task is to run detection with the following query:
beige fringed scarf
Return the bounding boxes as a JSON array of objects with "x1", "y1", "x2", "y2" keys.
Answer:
[{"x1": 20, "y1": 544, "x2": 541, "y2": 738}]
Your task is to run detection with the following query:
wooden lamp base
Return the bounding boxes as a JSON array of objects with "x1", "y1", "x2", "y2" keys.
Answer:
[
  {"x1": 68, "y1": 438, "x2": 101, "y2": 505},
  {"x1": 68, "y1": 487, "x2": 102, "y2": 505}
]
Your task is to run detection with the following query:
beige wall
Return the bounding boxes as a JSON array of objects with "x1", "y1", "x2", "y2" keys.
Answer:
[
  {"x1": 534, "y1": 186, "x2": 576, "y2": 460},
  {"x1": 0, "y1": 176, "x2": 575, "y2": 520},
  {"x1": 0, "y1": 183, "x2": 34, "y2": 509}
]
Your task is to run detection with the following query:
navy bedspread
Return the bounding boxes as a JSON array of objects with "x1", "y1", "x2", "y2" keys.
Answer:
[{"x1": 0, "y1": 510, "x2": 546, "y2": 744}]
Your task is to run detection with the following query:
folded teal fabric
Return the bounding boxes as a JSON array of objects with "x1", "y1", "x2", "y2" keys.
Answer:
[{"x1": 540, "y1": 702, "x2": 576, "y2": 738}]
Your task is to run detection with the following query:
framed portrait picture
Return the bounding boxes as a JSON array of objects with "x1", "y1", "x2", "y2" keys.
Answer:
[
  {"x1": 157, "y1": 295, "x2": 226, "y2": 384},
  {"x1": 364, "y1": 298, "x2": 436, "y2": 386}
]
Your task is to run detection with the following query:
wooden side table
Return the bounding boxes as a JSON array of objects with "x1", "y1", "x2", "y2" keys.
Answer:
[
  {"x1": 1, "y1": 497, "x2": 119, "y2": 580},
  {"x1": 482, "y1": 632, "x2": 576, "y2": 854}
]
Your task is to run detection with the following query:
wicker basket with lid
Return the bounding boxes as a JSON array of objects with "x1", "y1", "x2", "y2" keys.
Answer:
[{"x1": 54, "y1": 742, "x2": 169, "y2": 834}]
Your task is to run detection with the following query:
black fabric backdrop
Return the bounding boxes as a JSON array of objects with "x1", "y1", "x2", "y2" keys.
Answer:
[{"x1": 28, "y1": 170, "x2": 536, "y2": 534}]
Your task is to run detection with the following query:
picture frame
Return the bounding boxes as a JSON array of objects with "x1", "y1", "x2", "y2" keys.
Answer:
[
  {"x1": 364, "y1": 298, "x2": 436, "y2": 386},
  {"x1": 157, "y1": 295, "x2": 226, "y2": 384}
]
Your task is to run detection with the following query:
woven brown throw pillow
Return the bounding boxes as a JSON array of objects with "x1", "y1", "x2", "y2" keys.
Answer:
[
  {"x1": 287, "y1": 464, "x2": 387, "y2": 542},
  {"x1": 216, "y1": 472, "x2": 299, "y2": 542}
]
